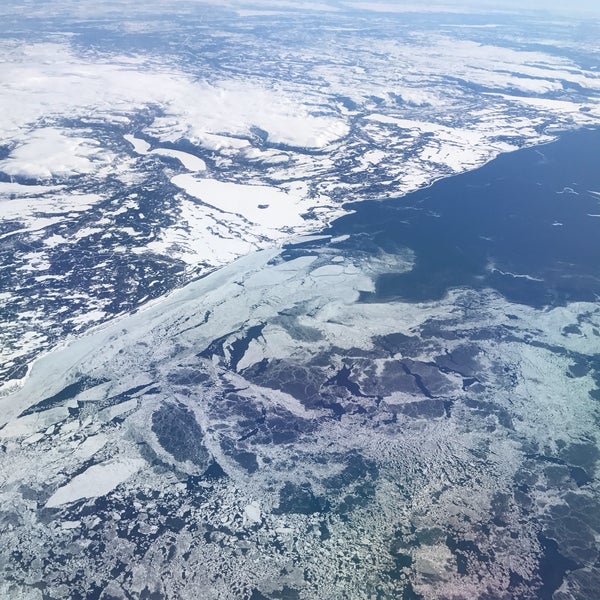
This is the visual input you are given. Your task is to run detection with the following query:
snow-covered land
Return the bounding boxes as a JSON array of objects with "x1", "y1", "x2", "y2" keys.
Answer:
[{"x1": 2, "y1": 3, "x2": 600, "y2": 382}]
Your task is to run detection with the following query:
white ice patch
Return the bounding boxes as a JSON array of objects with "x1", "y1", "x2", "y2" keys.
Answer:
[
  {"x1": 124, "y1": 134, "x2": 206, "y2": 171},
  {"x1": 123, "y1": 134, "x2": 151, "y2": 154},
  {"x1": 0, "y1": 183, "x2": 101, "y2": 233},
  {"x1": 74, "y1": 434, "x2": 108, "y2": 460},
  {"x1": 0, "y1": 43, "x2": 348, "y2": 152},
  {"x1": 171, "y1": 175, "x2": 306, "y2": 230},
  {"x1": 0, "y1": 128, "x2": 112, "y2": 180},
  {"x1": 144, "y1": 194, "x2": 257, "y2": 266},
  {"x1": 330, "y1": 235, "x2": 350, "y2": 244},
  {"x1": 0, "y1": 407, "x2": 70, "y2": 439},
  {"x1": 0, "y1": 182, "x2": 62, "y2": 196},
  {"x1": 99, "y1": 398, "x2": 138, "y2": 421},
  {"x1": 45, "y1": 458, "x2": 145, "y2": 508},
  {"x1": 243, "y1": 501, "x2": 262, "y2": 526},
  {"x1": 149, "y1": 148, "x2": 206, "y2": 171}
]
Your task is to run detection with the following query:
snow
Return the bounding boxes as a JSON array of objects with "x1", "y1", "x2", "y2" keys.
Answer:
[
  {"x1": 360, "y1": 149, "x2": 386, "y2": 166},
  {"x1": 495, "y1": 93, "x2": 600, "y2": 115},
  {"x1": 43, "y1": 234, "x2": 69, "y2": 248},
  {"x1": 125, "y1": 134, "x2": 206, "y2": 171},
  {"x1": 45, "y1": 458, "x2": 146, "y2": 508},
  {"x1": 124, "y1": 134, "x2": 151, "y2": 154},
  {"x1": 0, "y1": 128, "x2": 112, "y2": 180},
  {"x1": 171, "y1": 175, "x2": 306, "y2": 230},
  {"x1": 1, "y1": 9, "x2": 600, "y2": 597},
  {"x1": 74, "y1": 434, "x2": 108, "y2": 460},
  {"x1": 157, "y1": 77, "x2": 349, "y2": 149},
  {"x1": 234, "y1": 0, "x2": 339, "y2": 14},
  {"x1": 195, "y1": 133, "x2": 251, "y2": 152},
  {"x1": 243, "y1": 501, "x2": 262, "y2": 525},
  {"x1": 0, "y1": 407, "x2": 70, "y2": 439},
  {"x1": 0, "y1": 182, "x2": 62, "y2": 196},
  {"x1": 71, "y1": 227, "x2": 104, "y2": 241},
  {"x1": 235, "y1": 9, "x2": 285, "y2": 17},
  {"x1": 150, "y1": 148, "x2": 206, "y2": 171},
  {"x1": 346, "y1": 2, "x2": 477, "y2": 13},
  {"x1": 3, "y1": 12, "x2": 600, "y2": 426},
  {"x1": 145, "y1": 194, "x2": 256, "y2": 265},
  {"x1": 0, "y1": 43, "x2": 348, "y2": 152},
  {"x1": 0, "y1": 188, "x2": 102, "y2": 231}
]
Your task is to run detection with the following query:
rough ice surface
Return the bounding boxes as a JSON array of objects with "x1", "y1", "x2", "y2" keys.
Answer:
[{"x1": 1, "y1": 203, "x2": 599, "y2": 597}]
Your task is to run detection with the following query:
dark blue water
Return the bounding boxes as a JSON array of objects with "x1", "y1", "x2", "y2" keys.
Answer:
[{"x1": 327, "y1": 127, "x2": 600, "y2": 309}]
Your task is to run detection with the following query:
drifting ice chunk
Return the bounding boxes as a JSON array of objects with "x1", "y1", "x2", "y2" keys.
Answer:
[
  {"x1": 45, "y1": 458, "x2": 145, "y2": 508},
  {"x1": 243, "y1": 501, "x2": 262, "y2": 526}
]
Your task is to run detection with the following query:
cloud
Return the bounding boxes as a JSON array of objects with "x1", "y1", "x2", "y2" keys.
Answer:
[{"x1": 342, "y1": 0, "x2": 600, "y2": 15}]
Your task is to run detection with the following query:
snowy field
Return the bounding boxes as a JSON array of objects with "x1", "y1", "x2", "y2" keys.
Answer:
[{"x1": 2, "y1": 2, "x2": 600, "y2": 383}]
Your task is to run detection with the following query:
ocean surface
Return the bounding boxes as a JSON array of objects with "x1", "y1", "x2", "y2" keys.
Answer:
[{"x1": 328, "y1": 126, "x2": 600, "y2": 309}]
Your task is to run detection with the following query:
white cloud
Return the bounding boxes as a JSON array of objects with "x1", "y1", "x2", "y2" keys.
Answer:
[{"x1": 343, "y1": 0, "x2": 600, "y2": 15}]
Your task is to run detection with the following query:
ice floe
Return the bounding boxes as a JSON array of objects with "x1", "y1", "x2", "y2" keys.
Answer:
[{"x1": 45, "y1": 458, "x2": 146, "y2": 508}]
